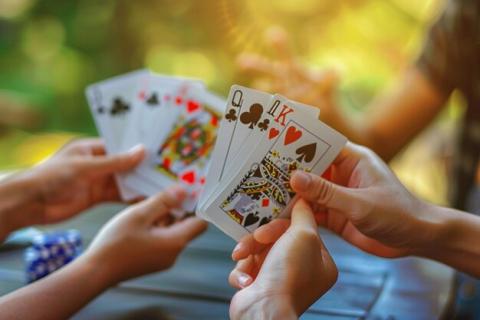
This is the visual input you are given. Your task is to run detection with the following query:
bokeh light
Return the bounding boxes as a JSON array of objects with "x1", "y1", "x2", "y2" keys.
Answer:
[{"x1": 0, "y1": 0, "x2": 455, "y2": 204}]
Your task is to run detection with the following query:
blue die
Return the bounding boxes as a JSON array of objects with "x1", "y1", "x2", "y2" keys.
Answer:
[{"x1": 24, "y1": 229, "x2": 82, "y2": 283}]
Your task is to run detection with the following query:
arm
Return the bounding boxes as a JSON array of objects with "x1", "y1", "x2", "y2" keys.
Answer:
[
  {"x1": 420, "y1": 205, "x2": 480, "y2": 277},
  {"x1": 337, "y1": 68, "x2": 449, "y2": 161},
  {"x1": 239, "y1": 23, "x2": 452, "y2": 161},
  {"x1": 0, "y1": 173, "x2": 42, "y2": 242},
  {"x1": 0, "y1": 255, "x2": 113, "y2": 320},
  {"x1": 0, "y1": 188, "x2": 207, "y2": 320}
]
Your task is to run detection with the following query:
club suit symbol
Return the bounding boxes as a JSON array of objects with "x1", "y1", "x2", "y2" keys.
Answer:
[
  {"x1": 110, "y1": 97, "x2": 130, "y2": 116},
  {"x1": 240, "y1": 103, "x2": 263, "y2": 129},
  {"x1": 146, "y1": 93, "x2": 159, "y2": 106},
  {"x1": 258, "y1": 119, "x2": 270, "y2": 131},
  {"x1": 225, "y1": 109, "x2": 237, "y2": 122}
]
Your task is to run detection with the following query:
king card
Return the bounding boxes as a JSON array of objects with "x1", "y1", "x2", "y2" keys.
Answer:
[{"x1": 201, "y1": 96, "x2": 346, "y2": 241}]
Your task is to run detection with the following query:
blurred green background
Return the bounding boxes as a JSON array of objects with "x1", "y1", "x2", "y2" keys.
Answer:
[{"x1": 0, "y1": 0, "x2": 457, "y2": 204}]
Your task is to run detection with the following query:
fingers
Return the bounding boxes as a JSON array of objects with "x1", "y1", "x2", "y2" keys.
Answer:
[
  {"x1": 135, "y1": 186, "x2": 186, "y2": 221},
  {"x1": 290, "y1": 199, "x2": 318, "y2": 233},
  {"x1": 80, "y1": 144, "x2": 145, "y2": 175},
  {"x1": 253, "y1": 219, "x2": 290, "y2": 244},
  {"x1": 160, "y1": 217, "x2": 208, "y2": 245},
  {"x1": 229, "y1": 257, "x2": 254, "y2": 289},
  {"x1": 290, "y1": 170, "x2": 355, "y2": 212},
  {"x1": 232, "y1": 234, "x2": 268, "y2": 261}
]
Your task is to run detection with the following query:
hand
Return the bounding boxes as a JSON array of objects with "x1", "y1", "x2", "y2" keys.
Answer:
[
  {"x1": 237, "y1": 26, "x2": 342, "y2": 125},
  {"x1": 27, "y1": 138, "x2": 145, "y2": 225},
  {"x1": 83, "y1": 186, "x2": 207, "y2": 285},
  {"x1": 287, "y1": 142, "x2": 436, "y2": 258},
  {"x1": 228, "y1": 200, "x2": 338, "y2": 320}
]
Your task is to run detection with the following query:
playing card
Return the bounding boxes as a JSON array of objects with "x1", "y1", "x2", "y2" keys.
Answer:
[
  {"x1": 129, "y1": 85, "x2": 226, "y2": 212},
  {"x1": 123, "y1": 73, "x2": 205, "y2": 153},
  {"x1": 198, "y1": 94, "x2": 320, "y2": 216},
  {"x1": 199, "y1": 87, "x2": 321, "y2": 208},
  {"x1": 85, "y1": 69, "x2": 150, "y2": 200},
  {"x1": 200, "y1": 95, "x2": 345, "y2": 241},
  {"x1": 199, "y1": 85, "x2": 274, "y2": 209}
]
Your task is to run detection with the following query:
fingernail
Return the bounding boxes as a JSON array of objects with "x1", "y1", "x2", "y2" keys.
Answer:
[
  {"x1": 167, "y1": 185, "x2": 186, "y2": 201},
  {"x1": 238, "y1": 273, "x2": 252, "y2": 288},
  {"x1": 128, "y1": 144, "x2": 144, "y2": 155},
  {"x1": 293, "y1": 171, "x2": 311, "y2": 191},
  {"x1": 232, "y1": 242, "x2": 243, "y2": 259}
]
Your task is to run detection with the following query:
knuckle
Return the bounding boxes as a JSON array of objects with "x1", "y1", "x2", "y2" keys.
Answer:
[{"x1": 313, "y1": 179, "x2": 335, "y2": 205}]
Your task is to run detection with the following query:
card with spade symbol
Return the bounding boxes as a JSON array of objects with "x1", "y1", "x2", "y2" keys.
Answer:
[
  {"x1": 200, "y1": 98, "x2": 345, "y2": 241},
  {"x1": 209, "y1": 94, "x2": 321, "y2": 204},
  {"x1": 85, "y1": 69, "x2": 151, "y2": 200}
]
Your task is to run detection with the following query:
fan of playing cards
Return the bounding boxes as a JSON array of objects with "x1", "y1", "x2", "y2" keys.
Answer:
[{"x1": 86, "y1": 70, "x2": 347, "y2": 241}]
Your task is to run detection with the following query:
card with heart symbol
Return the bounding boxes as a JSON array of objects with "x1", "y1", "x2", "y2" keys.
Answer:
[
  {"x1": 203, "y1": 94, "x2": 321, "y2": 208},
  {"x1": 123, "y1": 72, "x2": 204, "y2": 154},
  {"x1": 87, "y1": 73, "x2": 346, "y2": 234},
  {"x1": 199, "y1": 97, "x2": 345, "y2": 241},
  {"x1": 130, "y1": 85, "x2": 225, "y2": 213}
]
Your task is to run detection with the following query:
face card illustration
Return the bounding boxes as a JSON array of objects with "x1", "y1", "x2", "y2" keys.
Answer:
[
  {"x1": 202, "y1": 99, "x2": 346, "y2": 241},
  {"x1": 199, "y1": 85, "x2": 273, "y2": 207},
  {"x1": 156, "y1": 106, "x2": 218, "y2": 180},
  {"x1": 220, "y1": 120, "x2": 331, "y2": 232},
  {"x1": 218, "y1": 95, "x2": 319, "y2": 192},
  {"x1": 125, "y1": 74, "x2": 205, "y2": 152},
  {"x1": 134, "y1": 86, "x2": 225, "y2": 212}
]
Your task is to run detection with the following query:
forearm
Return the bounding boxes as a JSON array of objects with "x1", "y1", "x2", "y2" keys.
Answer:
[
  {"x1": 0, "y1": 254, "x2": 113, "y2": 320},
  {"x1": 0, "y1": 171, "x2": 43, "y2": 242},
  {"x1": 418, "y1": 205, "x2": 480, "y2": 277}
]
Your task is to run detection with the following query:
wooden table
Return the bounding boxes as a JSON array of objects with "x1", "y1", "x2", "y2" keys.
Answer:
[{"x1": 0, "y1": 204, "x2": 455, "y2": 319}]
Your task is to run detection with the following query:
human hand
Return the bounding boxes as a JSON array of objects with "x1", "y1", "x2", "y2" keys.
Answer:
[
  {"x1": 83, "y1": 186, "x2": 207, "y2": 285},
  {"x1": 237, "y1": 26, "x2": 342, "y2": 125},
  {"x1": 228, "y1": 200, "x2": 337, "y2": 320},
  {"x1": 25, "y1": 138, "x2": 145, "y2": 225},
  {"x1": 287, "y1": 142, "x2": 437, "y2": 258}
]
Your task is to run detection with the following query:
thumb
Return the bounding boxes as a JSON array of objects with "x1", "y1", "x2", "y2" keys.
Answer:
[
  {"x1": 81, "y1": 145, "x2": 145, "y2": 175},
  {"x1": 290, "y1": 199, "x2": 318, "y2": 233},
  {"x1": 291, "y1": 171, "x2": 358, "y2": 212}
]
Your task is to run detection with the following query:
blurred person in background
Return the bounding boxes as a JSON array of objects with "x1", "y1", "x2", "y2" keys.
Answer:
[{"x1": 238, "y1": 0, "x2": 480, "y2": 317}]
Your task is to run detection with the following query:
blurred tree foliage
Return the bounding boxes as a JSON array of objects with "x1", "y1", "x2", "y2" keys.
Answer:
[{"x1": 0, "y1": 0, "x2": 444, "y2": 171}]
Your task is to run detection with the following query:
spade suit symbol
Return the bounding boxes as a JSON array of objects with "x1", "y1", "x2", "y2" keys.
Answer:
[
  {"x1": 240, "y1": 103, "x2": 263, "y2": 129},
  {"x1": 244, "y1": 212, "x2": 260, "y2": 227},
  {"x1": 295, "y1": 143, "x2": 317, "y2": 163}
]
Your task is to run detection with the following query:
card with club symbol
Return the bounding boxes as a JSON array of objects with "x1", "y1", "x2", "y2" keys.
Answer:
[
  {"x1": 87, "y1": 72, "x2": 345, "y2": 238},
  {"x1": 197, "y1": 94, "x2": 346, "y2": 241}
]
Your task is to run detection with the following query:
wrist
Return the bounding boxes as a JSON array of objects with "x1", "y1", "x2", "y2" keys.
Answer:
[
  {"x1": 412, "y1": 203, "x2": 475, "y2": 260},
  {"x1": 232, "y1": 290, "x2": 297, "y2": 320},
  {"x1": 408, "y1": 202, "x2": 448, "y2": 258},
  {"x1": 0, "y1": 170, "x2": 43, "y2": 239},
  {"x1": 74, "y1": 253, "x2": 118, "y2": 290}
]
